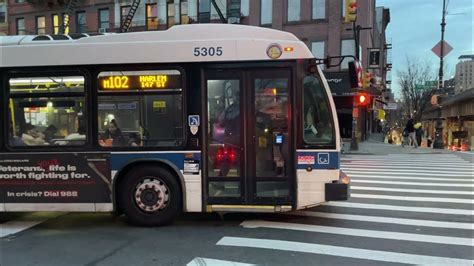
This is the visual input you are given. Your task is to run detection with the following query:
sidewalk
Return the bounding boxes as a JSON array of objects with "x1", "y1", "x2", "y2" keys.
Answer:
[{"x1": 342, "y1": 139, "x2": 453, "y2": 155}]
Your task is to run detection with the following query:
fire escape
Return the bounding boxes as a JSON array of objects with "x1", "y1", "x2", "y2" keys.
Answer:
[
  {"x1": 59, "y1": 0, "x2": 78, "y2": 34},
  {"x1": 120, "y1": 0, "x2": 141, "y2": 32}
]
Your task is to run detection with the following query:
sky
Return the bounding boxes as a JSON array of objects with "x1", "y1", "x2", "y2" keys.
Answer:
[{"x1": 376, "y1": 0, "x2": 473, "y2": 97}]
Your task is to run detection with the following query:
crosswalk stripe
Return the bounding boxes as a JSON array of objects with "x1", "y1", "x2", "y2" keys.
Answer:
[
  {"x1": 351, "y1": 179, "x2": 474, "y2": 187},
  {"x1": 342, "y1": 163, "x2": 472, "y2": 168},
  {"x1": 325, "y1": 202, "x2": 474, "y2": 215},
  {"x1": 342, "y1": 164, "x2": 473, "y2": 171},
  {"x1": 348, "y1": 174, "x2": 472, "y2": 182},
  {"x1": 343, "y1": 167, "x2": 472, "y2": 173},
  {"x1": 217, "y1": 237, "x2": 474, "y2": 265},
  {"x1": 351, "y1": 193, "x2": 473, "y2": 204},
  {"x1": 187, "y1": 257, "x2": 255, "y2": 266},
  {"x1": 344, "y1": 170, "x2": 473, "y2": 177},
  {"x1": 240, "y1": 220, "x2": 473, "y2": 246},
  {"x1": 0, "y1": 221, "x2": 44, "y2": 238},
  {"x1": 288, "y1": 211, "x2": 473, "y2": 230},
  {"x1": 351, "y1": 185, "x2": 474, "y2": 195}
]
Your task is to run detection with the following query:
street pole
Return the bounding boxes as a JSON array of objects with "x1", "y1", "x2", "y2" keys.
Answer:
[
  {"x1": 433, "y1": 0, "x2": 446, "y2": 149},
  {"x1": 350, "y1": 22, "x2": 360, "y2": 151}
]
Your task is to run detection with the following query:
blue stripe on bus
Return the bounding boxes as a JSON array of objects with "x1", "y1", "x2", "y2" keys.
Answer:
[
  {"x1": 296, "y1": 151, "x2": 340, "y2": 170},
  {"x1": 110, "y1": 152, "x2": 201, "y2": 171}
]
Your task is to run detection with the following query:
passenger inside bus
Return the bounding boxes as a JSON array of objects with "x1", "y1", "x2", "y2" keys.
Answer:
[
  {"x1": 100, "y1": 119, "x2": 126, "y2": 147},
  {"x1": 21, "y1": 123, "x2": 46, "y2": 146},
  {"x1": 217, "y1": 80, "x2": 240, "y2": 177}
]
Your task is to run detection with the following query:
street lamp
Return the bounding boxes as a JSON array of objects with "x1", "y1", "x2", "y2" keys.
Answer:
[{"x1": 433, "y1": 0, "x2": 447, "y2": 149}]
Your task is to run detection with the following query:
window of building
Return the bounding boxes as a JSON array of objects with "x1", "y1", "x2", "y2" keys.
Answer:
[
  {"x1": 261, "y1": 0, "x2": 272, "y2": 25},
  {"x1": 146, "y1": 4, "x2": 158, "y2": 30},
  {"x1": 312, "y1": 0, "x2": 326, "y2": 20},
  {"x1": 167, "y1": 0, "x2": 181, "y2": 27},
  {"x1": 287, "y1": 0, "x2": 300, "y2": 22},
  {"x1": 76, "y1": 11, "x2": 87, "y2": 33},
  {"x1": 98, "y1": 9, "x2": 109, "y2": 31},
  {"x1": 210, "y1": 0, "x2": 226, "y2": 21},
  {"x1": 199, "y1": 0, "x2": 211, "y2": 23},
  {"x1": 97, "y1": 70, "x2": 184, "y2": 148},
  {"x1": 303, "y1": 76, "x2": 335, "y2": 147},
  {"x1": 36, "y1": 16, "x2": 46, "y2": 35},
  {"x1": 16, "y1": 18, "x2": 26, "y2": 35},
  {"x1": 241, "y1": 0, "x2": 249, "y2": 16},
  {"x1": 340, "y1": 39, "x2": 355, "y2": 69},
  {"x1": 8, "y1": 75, "x2": 87, "y2": 147},
  {"x1": 52, "y1": 14, "x2": 60, "y2": 34},
  {"x1": 62, "y1": 14, "x2": 70, "y2": 34},
  {"x1": 0, "y1": 3, "x2": 5, "y2": 24},
  {"x1": 341, "y1": 0, "x2": 346, "y2": 19},
  {"x1": 311, "y1": 41, "x2": 325, "y2": 69},
  {"x1": 188, "y1": 0, "x2": 198, "y2": 23},
  {"x1": 120, "y1": 5, "x2": 131, "y2": 27},
  {"x1": 15, "y1": 0, "x2": 26, "y2": 3}
]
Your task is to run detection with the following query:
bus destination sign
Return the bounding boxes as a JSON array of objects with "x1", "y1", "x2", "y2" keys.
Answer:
[{"x1": 99, "y1": 74, "x2": 181, "y2": 90}]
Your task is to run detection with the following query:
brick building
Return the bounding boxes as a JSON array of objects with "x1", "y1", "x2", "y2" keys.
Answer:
[{"x1": 0, "y1": 0, "x2": 7, "y2": 35}]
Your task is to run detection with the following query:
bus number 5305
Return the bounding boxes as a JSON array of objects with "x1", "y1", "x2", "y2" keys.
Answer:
[{"x1": 193, "y1": 47, "x2": 223, "y2": 57}]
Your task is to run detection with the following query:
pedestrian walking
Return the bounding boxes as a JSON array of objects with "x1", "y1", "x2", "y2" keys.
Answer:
[
  {"x1": 405, "y1": 118, "x2": 417, "y2": 148},
  {"x1": 414, "y1": 123, "x2": 423, "y2": 147}
]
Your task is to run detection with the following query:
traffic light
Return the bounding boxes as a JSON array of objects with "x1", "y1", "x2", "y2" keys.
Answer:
[
  {"x1": 345, "y1": 0, "x2": 357, "y2": 23},
  {"x1": 356, "y1": 93, "x2": 370, "y2": 106}
]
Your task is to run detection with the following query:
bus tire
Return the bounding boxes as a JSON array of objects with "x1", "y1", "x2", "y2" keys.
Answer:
[{"x1": 119, "y1": 166, "x2": 181, "y2": 226}]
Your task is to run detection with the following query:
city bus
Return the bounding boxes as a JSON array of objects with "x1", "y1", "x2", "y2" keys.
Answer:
[{"x1": 0, "y1": 24, "x2": 349, "y2": 226}]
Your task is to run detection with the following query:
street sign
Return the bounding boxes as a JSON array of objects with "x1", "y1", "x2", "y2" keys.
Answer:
[
  {"x1": 431, "y1": 40, "x2": 453, "y2": 58},
  {"x1": 368, "y1": 48, "x2": 380, "y2": 69},
  {"x1": 383, "y1": 102, "x2": 397, "y2": 110},
  {"x1": 425, "y1": 80, "x2": 438, "y2": 87}
]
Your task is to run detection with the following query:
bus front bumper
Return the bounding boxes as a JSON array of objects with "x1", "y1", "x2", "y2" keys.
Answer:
[{"x1": 325, "y1": 170, "x2": 350, "y2": 201}]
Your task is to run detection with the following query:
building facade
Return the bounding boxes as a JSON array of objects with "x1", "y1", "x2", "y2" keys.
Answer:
[
  {"x1": 6, "y1": 0, "x2": 391, "y2": 142},
  {"x1": 455, "y1": 55, "x2": 474, "y2": 94},
  {"x1": 0, "y1": 0, "x2": 7, "y2": 35}
]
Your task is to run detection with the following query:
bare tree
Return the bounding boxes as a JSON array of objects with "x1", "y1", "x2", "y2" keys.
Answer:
[{"x1": 397, "y1": 56, "x2": 436, "y2": 122}]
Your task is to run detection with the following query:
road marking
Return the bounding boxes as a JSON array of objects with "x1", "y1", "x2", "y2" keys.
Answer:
[
  {"x1": 288, "y1": 211, "x2": 473, "y2": 230},
  {"x1": 351, "y1": 185, "x2": 474, "y2": 195},
  {"x1": 351, "y1": 193, "x2": 474, "y2": 204},
  {"x1": 347, "y1": 174, "x2": 472, "y2": 182},
  {"x1": 342, "y1": 164, "x2": 473, "y2": 171},
  {"x1": 351, "y1": 179, "x2": 474, "y2": 187},
  {"x1": 0, "y1": 221, "x2": 44, "y2": 238},
  {"x1": 344, "y1": 170, "x2": 473, "y2": 177},
  {"x1": 342, "y1": 163, "x2": 472, "y2": 168},
  {"x1": 240, "y1": 220, "x2": 473, "y2": 246},
  {"x1": 217, "y1": 237, "x2": 474, "y2": 265},
  {"x1": 343, "y1": 166, "x2": 472, "y2": 172},
  {"x1": 187, "y1": 257, "x2": 255, "y2": 266},
  {"x1": 324, "y1": 202, "x2": 473, "y2": 215},
  {"x1": 342, "y1": 166, "x2": 472, "y2": 176}
]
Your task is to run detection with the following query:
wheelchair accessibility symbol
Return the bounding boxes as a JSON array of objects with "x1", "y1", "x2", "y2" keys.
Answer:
[
  {"x1": 188, "y1": 115, "x2": 200, "y2": 126},
  {"x1": 317, "y1": 153, "x2": 330, "y2": 165}
]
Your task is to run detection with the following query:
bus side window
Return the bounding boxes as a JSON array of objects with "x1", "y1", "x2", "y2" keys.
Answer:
[{"x1": 8, "y1": 75, "x2": 87, "y2": 147}]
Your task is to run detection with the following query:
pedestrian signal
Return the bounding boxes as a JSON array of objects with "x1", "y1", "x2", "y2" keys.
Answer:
[
  {"x1": 356, "y1": 93, "x2": 369, "y2": 106},
  {"x1": 345, "y1": 0, "x2": 357, "y2": 23}
]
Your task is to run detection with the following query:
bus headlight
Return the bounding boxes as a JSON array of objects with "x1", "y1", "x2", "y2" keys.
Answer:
[{"x1": 339, "y1": 170, "x2": 350, "y2": 184}]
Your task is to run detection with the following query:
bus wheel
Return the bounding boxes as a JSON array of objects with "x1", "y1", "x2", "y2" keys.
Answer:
[{"x1": 120, "y1": 166, "x2": 181, "y2": 226}]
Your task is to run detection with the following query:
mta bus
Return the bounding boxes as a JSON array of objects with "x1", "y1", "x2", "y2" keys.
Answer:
[{"x1": 0, "y1": 24, "x2": 349, "y2": 226}]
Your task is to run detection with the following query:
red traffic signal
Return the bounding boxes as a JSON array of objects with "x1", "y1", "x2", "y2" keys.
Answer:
[{"x1": 356, "y1": 93, "x2": 370, "y2": 105}]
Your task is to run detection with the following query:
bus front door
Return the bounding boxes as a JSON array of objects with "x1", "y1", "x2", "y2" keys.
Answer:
[{"x1": 205, "y1": 69, "x2": 293, "y2": 206}]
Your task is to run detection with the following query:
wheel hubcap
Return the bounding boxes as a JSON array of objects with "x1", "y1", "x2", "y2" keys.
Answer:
[{"x1": 134, "y1": 178, "x2": 170, "y2": 212}]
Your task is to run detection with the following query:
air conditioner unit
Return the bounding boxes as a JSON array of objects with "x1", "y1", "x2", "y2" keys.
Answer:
[{"x1": 98, "y1": 28, "x2": 107, "y2": 33}]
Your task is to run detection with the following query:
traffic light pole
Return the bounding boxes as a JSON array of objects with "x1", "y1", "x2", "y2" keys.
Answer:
[{"x1": 350, "y1": 21, "x2": 360, "y2": 151}]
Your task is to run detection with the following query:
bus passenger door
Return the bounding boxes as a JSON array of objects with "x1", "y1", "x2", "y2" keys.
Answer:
[{"x1": 205, "y1": 69, "x2": 293, "y2": 206}]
